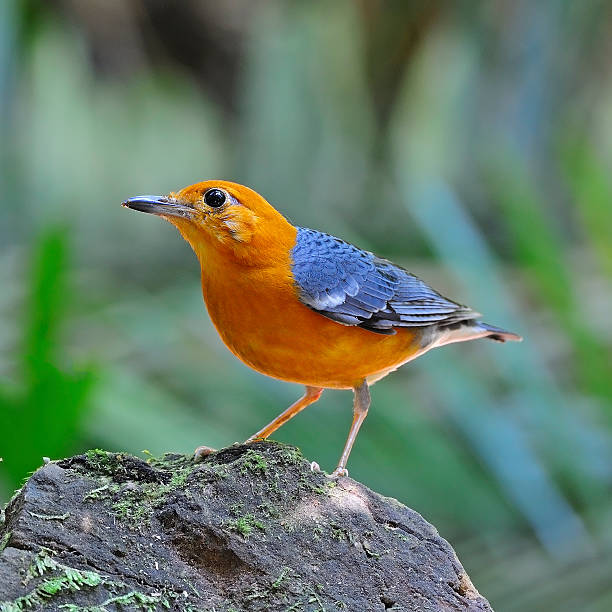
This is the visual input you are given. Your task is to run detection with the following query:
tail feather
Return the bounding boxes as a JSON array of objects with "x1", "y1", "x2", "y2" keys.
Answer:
[
  {"x1": 476, "y1": 322, "x2": 522, "y2": 343},
  {"x1": 431, "y1": 319, "x2": 523, "y2": 347}
]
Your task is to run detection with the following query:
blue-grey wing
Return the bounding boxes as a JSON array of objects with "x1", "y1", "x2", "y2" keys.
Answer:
[{"x1": 291, "y1": 228, "x2": 478, "y2": 335}]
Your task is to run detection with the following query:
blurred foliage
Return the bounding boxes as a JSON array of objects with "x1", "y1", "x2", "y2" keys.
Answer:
[
  {"x1": 0, "y1": 228, "x2": 95, "y2": 488},
  {"x1": 1, "y1": 1, "x2": 611, "y2": 610}
]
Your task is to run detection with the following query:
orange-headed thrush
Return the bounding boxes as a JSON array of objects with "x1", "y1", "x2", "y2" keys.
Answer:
[{"x1": 123, "y1": 181, "x2": 521, "y2": 477}]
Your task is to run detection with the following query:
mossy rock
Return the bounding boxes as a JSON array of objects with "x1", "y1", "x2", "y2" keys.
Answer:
[{"x1": 0, "y1": 442, "x2": 491, "y2": 611}]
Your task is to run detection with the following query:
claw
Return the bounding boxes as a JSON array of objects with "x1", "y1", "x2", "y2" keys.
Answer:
[
  {"x1": 193, "y1": 445, "x2": 216, "y2": 462},
  {"x1": 310, "y1": 461, "x2": 321, "y2": 472},
  {"x1": 328, "y1": 466, "x2": 349, "y2": 479}
]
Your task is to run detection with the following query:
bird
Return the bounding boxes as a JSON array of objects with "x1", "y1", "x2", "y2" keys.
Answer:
[{"x1": 122, "y1": 181, "x2": 521, "y2": 477}]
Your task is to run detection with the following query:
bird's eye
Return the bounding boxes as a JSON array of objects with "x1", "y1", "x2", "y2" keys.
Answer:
[{"x1": 203, "y1": 188, "x2": 227, "y2": 208}]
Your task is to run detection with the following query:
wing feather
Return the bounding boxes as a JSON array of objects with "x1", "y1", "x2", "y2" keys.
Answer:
[{"x1": 291, "y1": 228, "x2": 477, "y2": 335}]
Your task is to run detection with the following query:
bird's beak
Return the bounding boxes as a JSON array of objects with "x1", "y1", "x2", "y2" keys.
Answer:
[{"x1": 121, "y1": 195, "x2": 195, "y2": 219}]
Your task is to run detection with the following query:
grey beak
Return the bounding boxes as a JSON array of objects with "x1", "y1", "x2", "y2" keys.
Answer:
[{"x1": 122, "y1": 195, "x2": 195, "y2": 219}]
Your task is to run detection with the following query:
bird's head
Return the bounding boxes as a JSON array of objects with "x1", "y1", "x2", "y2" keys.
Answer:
[{"x1": 122, "y1": 180, "x2": 295, "y2": 265}]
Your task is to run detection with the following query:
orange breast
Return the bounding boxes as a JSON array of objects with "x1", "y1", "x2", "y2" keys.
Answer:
[{"x1": 199, "y1": 250, "x2": 423, "y2": 389}]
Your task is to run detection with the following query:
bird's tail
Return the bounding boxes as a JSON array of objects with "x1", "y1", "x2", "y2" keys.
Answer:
[
  {"x1": 432, "y1": 319, "x2": 522, "y2": 347},
  {"x1": 476, "y1": 322, "x2": 522, "y2": 343}
]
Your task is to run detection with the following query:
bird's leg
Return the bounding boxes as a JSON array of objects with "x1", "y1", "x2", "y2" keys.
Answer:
[
  {"x1": 329, "y1": 381, "x2": 371, "y2": 478},
  {"x1": 246, "y1": 386, "x2": 324, "y2": 442},
  {"x1": 195, "y1": 386, "x2": 323, "y2": 461}
]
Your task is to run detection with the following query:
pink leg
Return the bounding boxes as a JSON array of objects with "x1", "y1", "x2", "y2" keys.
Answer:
[
  {"x1": 329, "y1": 381, "x2": 370, "y2": 478},
  {"x1": 246, "y1": 386, "x2": 324, "y2": 441}
]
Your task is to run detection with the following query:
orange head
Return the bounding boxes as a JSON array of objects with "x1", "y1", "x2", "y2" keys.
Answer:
[{"x1": 122, "y1": 181, "x2": 296, "y2": 266}]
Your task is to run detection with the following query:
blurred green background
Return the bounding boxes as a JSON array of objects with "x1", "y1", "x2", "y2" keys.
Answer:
[{"x1": 1, "y1": 1, "x2": 612, "y2": 609}]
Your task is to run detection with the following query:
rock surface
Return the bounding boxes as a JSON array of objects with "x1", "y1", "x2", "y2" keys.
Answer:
[{"x1": 0, "y1": 442, "x2": 492, "y2": 611}]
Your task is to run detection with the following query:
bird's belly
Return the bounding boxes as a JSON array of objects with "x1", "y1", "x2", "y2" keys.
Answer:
[{"x1": 203, "y1": 274, "x2": 424, "y2": 389}]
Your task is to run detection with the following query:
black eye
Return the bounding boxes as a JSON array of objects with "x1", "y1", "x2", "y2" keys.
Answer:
[{"x1": 203, "y1": 188, "x2": 226, "y2": 208}]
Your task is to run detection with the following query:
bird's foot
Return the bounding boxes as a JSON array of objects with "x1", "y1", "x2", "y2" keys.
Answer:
[
  {"x1": 244, "y1": 434, "x2": 266, "y2": 444},
  {"x1": 327, "y1": 466, "x2": 349, "y2": 479},
  {"x1": 193, "y1": 445, "x2": 216, "y2": 462},
  {"x1": 309, "y1": 461, "x2": 347, "y2": 478}
]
